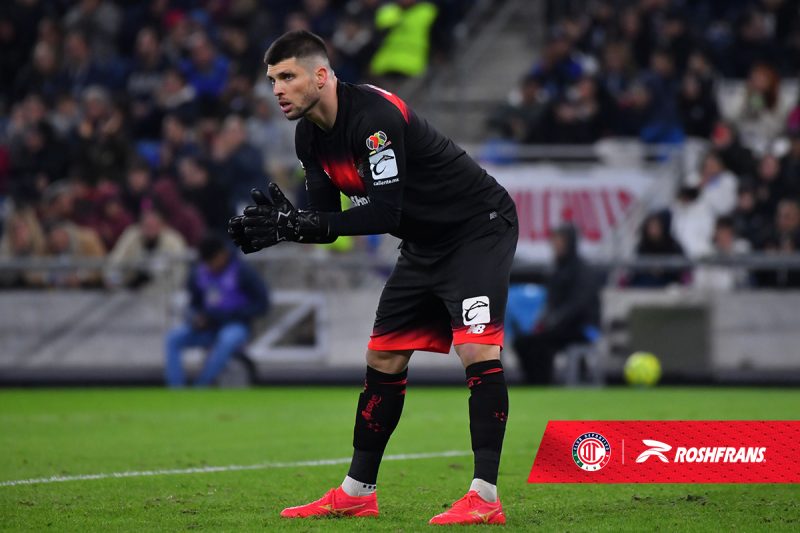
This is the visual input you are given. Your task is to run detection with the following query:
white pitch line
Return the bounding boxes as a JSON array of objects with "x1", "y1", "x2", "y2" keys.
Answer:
[{"x1": 0, "y1": 450, "x2": 471, "y2": 488}]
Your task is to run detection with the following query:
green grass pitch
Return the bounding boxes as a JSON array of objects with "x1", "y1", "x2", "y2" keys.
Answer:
[{"x1": 1, "y1": 387, "x2": 799, "y2": 531}]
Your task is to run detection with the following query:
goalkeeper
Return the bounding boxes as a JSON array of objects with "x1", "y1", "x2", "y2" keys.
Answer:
[{"x1": 229, "y1": 30, "x2": 518, "y2": 526}]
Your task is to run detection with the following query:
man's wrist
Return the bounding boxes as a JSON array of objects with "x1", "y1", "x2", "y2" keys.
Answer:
[{"x1": 294, "y1": 210, "x2": 330, "y2": 240}]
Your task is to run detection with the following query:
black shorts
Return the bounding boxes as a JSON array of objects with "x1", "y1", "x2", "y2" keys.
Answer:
[{"x1": 368, "y1": 214, "x2": 518, "y2": 353}]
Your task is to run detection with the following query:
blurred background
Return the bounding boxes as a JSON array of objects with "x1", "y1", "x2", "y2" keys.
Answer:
[{"x1": 1, "y1": 0, "x2": 799, "y2": 387}]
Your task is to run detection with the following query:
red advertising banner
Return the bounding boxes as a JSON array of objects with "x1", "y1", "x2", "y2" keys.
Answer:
[{"x1": 528, "y1": 421, "x2": 800, "y2": 483}]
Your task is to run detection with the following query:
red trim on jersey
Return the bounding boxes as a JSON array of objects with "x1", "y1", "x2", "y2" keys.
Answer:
[
  {"x1": 452, "y1": 322, "x2": 505, "y2": 348},
  {"x1": 369, "y1": 327, "x2": 452, "y2": 354},
  {"x1": 365, "y1": 84, "x2": 409, "y2": 123},
  {"x1": 321, "y1": 157, "x2": 365, "y2": 195}
]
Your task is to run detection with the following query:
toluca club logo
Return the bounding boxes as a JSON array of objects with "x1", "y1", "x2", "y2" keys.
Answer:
[{"x1": 572, "y1": 432, "x2": 611, "y2": 471}]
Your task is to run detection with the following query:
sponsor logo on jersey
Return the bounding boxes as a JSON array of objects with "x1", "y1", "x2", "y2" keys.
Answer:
[
  {"x1": 349, "y1": 195, "x2": 370, "y2": 206},
  {"x1": 462, "y1": 296, "x2": 490, "y2": 325},
  {"x1": 369, "y1": 149, "x2": 398, "y2": 181},
  {"x1": 366, "y1": 131, "x2": 388, "y2": 151},
  {"x1": 572, "y1": 432, "x2": 611, "y2": 471}
]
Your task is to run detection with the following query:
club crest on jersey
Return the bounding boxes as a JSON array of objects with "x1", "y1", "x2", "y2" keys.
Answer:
[{"x1": 366, "y1": 131, "x2": 388, "y2": 152}]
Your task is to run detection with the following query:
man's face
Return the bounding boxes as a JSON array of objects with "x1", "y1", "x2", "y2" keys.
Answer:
[{"x1": 267, "y1": 57, "x2": 321, "y2": 121}]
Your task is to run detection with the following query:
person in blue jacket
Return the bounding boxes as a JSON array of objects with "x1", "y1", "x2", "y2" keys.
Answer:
[{"x1": 165, "y1": 232, "x2": 268, "y2": 387}]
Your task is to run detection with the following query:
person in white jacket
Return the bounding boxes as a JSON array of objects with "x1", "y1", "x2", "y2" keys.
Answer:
[{"x1": 698, "y1": 151, "x2": 738, "y2": 217}]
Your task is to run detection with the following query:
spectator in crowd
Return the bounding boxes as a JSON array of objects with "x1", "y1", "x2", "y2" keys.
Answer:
[
  {"x1": 698, "y1": 151, "x2": 738, "y2": 218},
  {"x1": 180, "y1": 32, "x2": 230, "y2": 101},
  {"x1": 369, "y1": 0, "x2": 439, "y2": 82},
  {"x1": 487, "y1": 74, "x2": 549, "y2": 143},
  {"x1": 639, "y1": 48, "x2": 684, "y2": 143},
  {"x1": 755, "y1": 198, "x2": 800, "y2": 287},
  {"x1": 121, "y1": 159, "x2": 153, "y2": 219},
  {"x1": 597, "y1": 41, "x2": 648, "y2": 136},
  {"x1": 154, "y1": 68, "x2": 198, "y2": 125},
  {"x1": 76, "y1": 86, "x2": 128, "y2": 185},
  {"x1": 629, "y1": 210, "x2": 687, "y2": 287},
  {"x1": 219, "y1": 21, "x2": 263, "y2": 77},
  {"x1": 151, "y1": 179, "x2": 206, "y2": 248},
  {"x1": 159, "y1": 113, "x2": 199, "y2": 177},
  {"x1": 331, "y1": 14, "x2": 375, "y2": 83},
  {"x1": 679, "y1": 52, "x2": 719, "y2": 138},
  {"x1": 529, "y1": 32, "x2": 586, "y2": 101},
  {"x1": 709, "y1": 121, "x2": 757, "y2": 179},
  {"x1": 62, "y1": 30, "x2": 111, "y2": 95},
  {"x1": 550, "y1": 75, "x2": 605, "y2": 144},
  {"x1": 780, "y1": 131, "x2": 800, "y2": 197},
  {"x1": 693, "y1": 216, "x2": 752, "y2": 291},
  {"x1": 754, "y1": 152, "x2": 785, "y2": 219},
  {"x1": 9, "y1": 120, "x2": 69, "y2": 206},
  {"x1": 211, "y1": 114, "x2": 264, "y2": 209},
  {"x1": 13, "y1": 41, "x2": 64, "y2": 105},
  {"x1": 50, "y1": 94, "x2": 82, "y2": 139},
  {"x1": 177, "y1": 156, "x2": 232, "y2": 232},
  {"x1": 164, "y1": 233, "x2": 269, "y2": 387},
  {"x1": 0, "y1": 208, "x2": 47, "y2": 287},
  {"x1": 729, "y1": 9, "x2": 780, "y2": 78},
  {"x1": 732, "y1": 183, "x2": 772, "y2": 248},
  {"x1": 512, "y1": 224, "x2": 600, "y2": 384},
  {"x1": 618, "y1": 6, "x2": 652, "y2": 70},
  {"x1": 730, "y1": 63, "x2": 785, "y2": 151},
  {"x1": 127, "y1": 27, "x2": 170, "y2": 139},
  {"x1": 671, "y1": 185, "x2": 715, "y2": 258},
  {"x1": 304, "y1": 0, "x2": 339, "y2": 39},
  {"x1": 44, "y1": 221, "x2": 106, "y2": 288},
  {"x1": 107, "y1": 206, "x2": 187, "y2": 289},
  {"x1": 63, "y1": 0, "x2": 122, "y2": 62},
  {"x1": 659, "y1": 9, "x2": 694, "y2": 74},
  {"x1": 247, "y1": 91, "x2": 298, "y2": 184}
]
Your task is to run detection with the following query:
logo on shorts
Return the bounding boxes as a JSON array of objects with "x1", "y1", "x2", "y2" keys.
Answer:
[
  {"x1": 366, "y1": 131, "x2": 388, "y2": 151},
  {"x1": 572, "y1": 432, "x2": 611, "y2": 471},
  {"x1": 462, "y1": 296, "x2": 490, "y2": 325}
]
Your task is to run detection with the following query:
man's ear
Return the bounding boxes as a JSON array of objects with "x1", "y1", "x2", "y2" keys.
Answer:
[{"x1": 316, "y1": 66, "x2": 328, "y2": 89}]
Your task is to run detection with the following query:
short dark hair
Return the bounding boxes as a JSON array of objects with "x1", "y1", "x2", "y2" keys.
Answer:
[
  {"x1": 199, "y1": 232, "x2": 228, "y2": 261},
  {"x1": 263, "y1": 30, "x2": 328, "y2": 66}
]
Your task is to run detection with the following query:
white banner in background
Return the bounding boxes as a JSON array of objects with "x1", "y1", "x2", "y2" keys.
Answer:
[{"x1": 486, "y1": 164, "x2": 657, "y2": 261}]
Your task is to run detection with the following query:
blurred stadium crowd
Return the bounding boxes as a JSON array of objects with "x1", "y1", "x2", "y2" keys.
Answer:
[
  {"x1": 490, "y1": 0, "x2": 800, "y2": 289},
  {"x1": 0, "y1": 0, "x2": 799, "y2": 292},
  {"x1": 0, "y1": 0, "x2": 468, "y2": 288}
]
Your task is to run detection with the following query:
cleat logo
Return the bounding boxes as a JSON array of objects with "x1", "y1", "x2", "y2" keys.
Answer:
[
  {"x1": 470, "y1": 508, "x2": 500, "y2": 523},
  {"x1": 319, "y1": 503, "x2": 366, "y2": 515}
]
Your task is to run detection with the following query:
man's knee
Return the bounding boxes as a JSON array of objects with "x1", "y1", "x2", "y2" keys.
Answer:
[
  {"x1": 366, "y1": 349, "x2": 412, "y2": 374},
  {"x1": 216, "y1": 323, "x2": 249, "y2": 349},
  {"x1": 166, "y1": 325, "x2": 191, "y2": 349},
  {"x1": 455, "y1": 343, "x2": 501, "y2": 367}
]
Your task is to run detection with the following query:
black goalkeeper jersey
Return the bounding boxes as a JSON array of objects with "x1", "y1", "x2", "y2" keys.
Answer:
[{"x1": 295, "y1": 82, "x2": 516, "y2": 249}]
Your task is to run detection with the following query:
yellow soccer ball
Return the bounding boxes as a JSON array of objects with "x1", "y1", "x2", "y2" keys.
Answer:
[{"x1": 624, "y1": 351, "x2": 662, "y2": 386}]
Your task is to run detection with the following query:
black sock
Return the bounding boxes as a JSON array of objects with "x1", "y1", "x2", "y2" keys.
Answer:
[
  {"x1": 347, "y1": 365, "x2": 407, "y2": 484},
  {"x1": 466, "y1": 360, "x2": 508, "y2": 485}
]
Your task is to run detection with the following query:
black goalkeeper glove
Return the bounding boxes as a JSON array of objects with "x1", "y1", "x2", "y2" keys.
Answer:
[
  {"x1": 242, "y1": 183, "x2": 330, "y2": 245},
  {"x1": 227, "y1": 214, "x2": 262, "y2": 254}
]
